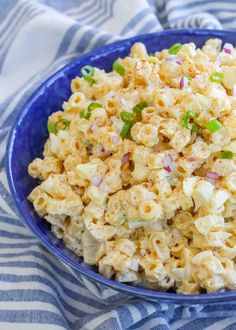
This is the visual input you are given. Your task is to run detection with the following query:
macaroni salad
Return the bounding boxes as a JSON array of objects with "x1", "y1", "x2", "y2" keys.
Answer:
[{"x1": 28, "y1": 39, "x2": 236, "y2": 294}]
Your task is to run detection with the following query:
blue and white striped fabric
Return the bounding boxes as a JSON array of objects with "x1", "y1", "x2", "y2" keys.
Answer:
[{"x1": 1, "y1": 1, "x2": 236, "y2": 329}]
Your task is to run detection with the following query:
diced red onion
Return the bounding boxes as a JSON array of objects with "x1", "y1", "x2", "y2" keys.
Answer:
[
  {"x1": 175, "y1": 58, "x2": 183, "y2": 65},
  {"x1": 122, "y1": 152, "x2": 131, "y2": 164},
  {"x1": 188, "y1": 156, "x2": 196, "y2": 162},
  {"x1": 90, "y1": 122, "x2": 97, "y2": 133},
  {"x1": 120, "y1": 98, "x2": 126, "y2": 106},
  {"x1": 205, "y1": 171, "x2": 218, "y2": 184},
  {"x1": 213, "y1": 56, "x2": 221, "y2": 68},
  {"x1": 223, "y1": 43, "x2": 233, "y2": 55},
  {"x1": 112, "y1": 135, "x2": 119, "y2": 145},
  {"x1": 164, "y1": 165, "x2": 172, "y2": 173},
  {"x1": 180, "y1": 76, "x2": 188, "y2": 90},
  {"x1": 164, "y1": 154, "x2": 176, "y2": 173},
  {"x1": 91, "y1": 174, "x2": 103, "y2": 187},
  {"x1": 206, "y1": 171, "x2": 218, "y2": 179},
  {"x1": 107, "y1": 91, "x2": 115, "y2": 98},
  {"x1": 100, "y1": 144, "x2": 112, "y2": 156},
  {"x1": 165, "y1": 55, "x2": 183, "y2": 65}
]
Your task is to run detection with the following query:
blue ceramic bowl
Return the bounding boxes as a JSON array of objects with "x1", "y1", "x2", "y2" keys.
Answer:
[{"x1": 6, "y1": 29, "x2": 236, "y2": 304}]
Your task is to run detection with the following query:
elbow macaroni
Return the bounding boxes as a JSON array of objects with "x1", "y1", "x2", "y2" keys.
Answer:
[{"x1": 28, "y1": 39, "x2": 236, "y2": 294}]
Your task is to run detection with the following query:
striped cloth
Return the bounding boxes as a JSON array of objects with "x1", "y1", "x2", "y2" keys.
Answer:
[{"x1": 1, "y1": 1, "x2": 236, "y2": 329}]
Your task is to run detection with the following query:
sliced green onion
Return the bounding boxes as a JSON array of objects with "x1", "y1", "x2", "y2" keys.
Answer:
[
  {"x1": 81, "y1": 65, "x2": 95, "y2": 77},
  {"x1": 168, "y1": 43, "x2": 182, "y2": 55},
  {"x1": 48, "y1": 121, "x2": 57, "y2": 134},
  {"x1": 148, "y1": 53, "x2": 154, "y2": 56},
  {"x1": 182, "y1": 111, "x2": 196, "y2": 130},
  {"x1": 205, "y1": 119, "x2": 222, "y2": 133},
  {"x1": 48, "y1": 118, "x2": 70, "y2": 134},
  {"x1": 80, "y1": 109, "x2": 85, "y2": 118},
  {"x1": 81, "y1": 65, "x2": 96, "y2": 84},
  {"x1": 220, "y1": 150, "x2": 233, "y2": 159},
  {"x1": 113, "y1": 61, "x2": 125, "y2": 76},
  {"x1": 86, "y1": 102, "x2": 102, "y2": 119},
  {"x1": 56, "y1": 118, "x2": 70, "y2": 130},
  {"x1": 120, "y1": 111, "x2": 136, "y2": 124},
  {"x1": 120, "y1": 123, "x2": 131, "y2": 138},
  {"x1": 83, "y1": 75, "x2": 96, "y2": 84},
  {"x1": 210, "y1": 72, "x2": 224, "y2": 83},
  {"x1": 133, "y1": 101, "x2": 148, "y2": 115},
  {"x1": 191, "y1": 123, "x2": 201, "y2": 132}
]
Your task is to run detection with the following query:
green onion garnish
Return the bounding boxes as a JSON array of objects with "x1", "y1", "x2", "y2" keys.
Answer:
[
  {"x1": 81, "y1": 65, "x2": 95, "y2": 76},
  {"x1": 181, "y1": 111, "x2": 196, "y2": 130},
  {"x1": 57, "y1": 118, "x2": 70, "y2": 130},
  {"x1": 133, "y1": 101, "x2": 148, "y2": 115},
  {"x1": 168, "y1": 43, "x2": 182, "y2": 55},
  {"x1": 48, "y1": 122, "x2": 57, "y2": 134},
  {"x1": 120, "y1": 123, "x2": 131, "y2": 138},
  {"x1": 120, "y1": 111, "x2": 136, "y2": 124},
  {"x1": 191, "y1": 123, "x2": 201, "y2": 132},
  {"x1": 81, "y1": 65, "x2": 96, "y2": 84},
  {"x1": 83, "y1": 76, "x2": 96, "y2": 84},
  {"x1": 80, "y1": 109, "x2": 85, "y2": 118},
  {"x1": 86, "y1": 102, "x2": 102, "y2": 119},
  {"x1": 48, "y1": 118, "x2": 70, "y2": 134},
  {"x1": 205, "y1": 119, "x2": 222, "y2": 133},
  {"x1": 113, "y1": 61, "x2": 125, "y2": 76},
  {"x1": 210, "y1": 72, "x2": 224, "y2": 83},
  {"x1": 220, "y1": 150, "x2": 233, "y2": 159},
  {"x1": 148, "y1": 53, "x2": 154, "y2": 56}
]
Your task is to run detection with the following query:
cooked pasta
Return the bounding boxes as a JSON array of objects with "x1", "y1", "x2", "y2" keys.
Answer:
[{"x1": 28, "y1": 39, "x2": 236, "y2": 294}]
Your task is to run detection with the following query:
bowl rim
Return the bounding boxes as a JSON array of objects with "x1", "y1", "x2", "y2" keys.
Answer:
[{"x1": 6, "y1": 28, "x2": 236, "y2": 304}]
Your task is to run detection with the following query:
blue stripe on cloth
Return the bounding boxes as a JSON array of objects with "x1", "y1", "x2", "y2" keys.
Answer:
[
  {"x1": 136, "y1": 17, "x2": 161, "y2": 34},
  {"x1": 38, "y1": 0, "x2": 84, "y2": 12},
  {"x1": 68, "y1": 0, "x2": 97, "y2": 18},
  {"x1": 120, "y1": 8, "x2": 156, "y2": 35},
  {"x1": 70, "y1": 0, "x2": 101, "y2": 21},
  {"x1": 152, "y1": 325, "x2": 169, "y2": 330},
  {"x1": 166, "y1": 0, "x2": 236, "y2": 13},
  {"x1": 0, "y1": 216, "x2": 25, "y2": 228},
  {"x1": 91, "y1": 0, "x2": 116, "y2": 28},
  {"x1": 0, "y1": 261, "x2": 109, "y2": 308},
  {"x1": 0, "y1": 2, "x2": 43, "y2": 49},
  {"x1": 0, "y1": 8, "x2": 46, "y2": 71},
  {"x1": 54, "y1": 24, "x2": 80, "y2": 60},
  {"x1": 0, "y1": 230, "x2": 35, "y2": 240},
  {"x1": 0, "y1": 250, "x2": 86, "y2": 286},
  {"x1": 178, "y1": 317, "x2": 227, "y2": 330},
  {"x1": 224, "y1": 322, "x2": 236, "y2": 330},
  {"x1": 96, "y1": 318, "x2": 121, "y2": 330},
  {"x1": 0, "y1": 0, "x2": 16, "y2": 23},
  {"x1": 0, "y1": 310, "x2": 70, "y2": 328},
  {"x1": 0, "y1": 242, "x2": 40, "y2": 249},
  {"x1": 0, "y1": 276, "x2": 88, "y2": 318},
  {"x1": 116, "y1": 305, "x2": 134, "y2": 328},
  {"x1": 0, "y1": 289, "x2": 70, "y2": 320},
  {"x1": 0, "y1": 181, "x2": 18, "y2": 215}
]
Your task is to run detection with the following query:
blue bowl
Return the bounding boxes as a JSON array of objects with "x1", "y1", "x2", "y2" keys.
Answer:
[{"x1": 6, "y1": 29, "x2": 236, "y2": 304}]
